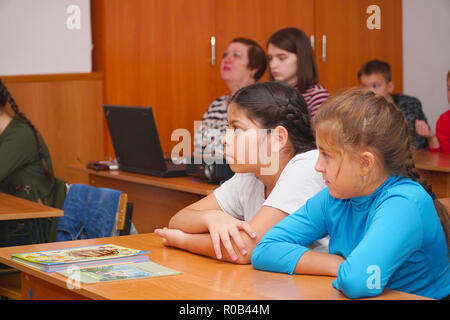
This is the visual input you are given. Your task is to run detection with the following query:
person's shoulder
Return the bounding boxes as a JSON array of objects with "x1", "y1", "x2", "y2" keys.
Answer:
[
  {"x1": 4, "y1": 117, "x2": 35, "y2": 140},
  {"x1": 304, "y1": 84, "x2": 329, "y2": 95},
  {"x1": 205, "y1": 94, "x2": 228, "y2": 108},
  {"x1": 314, "y1": 84, "x2": 329, "y2": 93},
  {"x1": 212, "y1": 94, "x2": 230, "y2": 105},
  {"x1": 290, "y1": 149, "x2": 319, "y2": 165},
  {"x1": 392, "y1": 93, "x2": 422, "y2": 106},
  {"x1": 377, "y1": 175, "x2": 430, "y2": 209},
  {"x1": 221, "y1": 172, "x2": 259, "y2": 188},
  {"x1": 282, "y1": 150, "x2": 325, "y2": 185},
  {"x1": 437, "y1": 109, "x2": 450, "y2": 123},
  {"x1": 203, "y1": 95, "x2": 229, "y2": 119}
]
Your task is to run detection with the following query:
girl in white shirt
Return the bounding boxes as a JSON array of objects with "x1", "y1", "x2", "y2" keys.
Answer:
[{"x1": 155, "y1": 81, "x2": 327, "y2": 263}]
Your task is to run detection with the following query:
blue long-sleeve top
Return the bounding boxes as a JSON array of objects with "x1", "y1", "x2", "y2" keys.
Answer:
[{"x1": 251, "y1": 175, "x2": 450, "y2": 299}]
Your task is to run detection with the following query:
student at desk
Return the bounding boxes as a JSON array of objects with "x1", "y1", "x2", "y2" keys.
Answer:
[
  {"x1": 252, "y1": 89, "x2": 450, "y2": 300},
  {"x1": 416, "y1": 70, "x2": 450, "y2": 154},
  {"x1": 194, "y1": 38, "x2": 266, "y2": 159},
  {"x1": 267, "y1": 27, "x2": 329, "y2": 118},
  {"x1": 358, "y1": 59, "x2": 430, "y2": 150},
  {"x1": 0, "y1": 79, "x2": 66, "y2": 246},
  {"x1": 155, "y1": 82, "x2": 328, "y2": 264}
]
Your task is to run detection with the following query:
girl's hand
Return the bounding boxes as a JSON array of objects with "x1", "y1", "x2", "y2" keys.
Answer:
[
  {"x1": 204, "y1": 210, "x2": 257, "y2": 261},
  {"x1": 154, "y1": 227, "x2": 186, "y2": 248}
]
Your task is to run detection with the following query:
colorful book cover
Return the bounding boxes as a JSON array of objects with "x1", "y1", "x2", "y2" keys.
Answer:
[
  {"x1": 11, "y1": 244, "x2": 148, "y2": 266},
  {"x1": 57, "y1": 261, "x2": 182, "y2": 284}
]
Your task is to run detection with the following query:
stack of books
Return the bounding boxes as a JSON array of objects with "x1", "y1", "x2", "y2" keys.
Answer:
[
  {"x1": 11, "y1": 244, "x2": 149, "y2": 272},
  {"x1": 11, "y1": 244, "x2": 181, "y2": 283}
]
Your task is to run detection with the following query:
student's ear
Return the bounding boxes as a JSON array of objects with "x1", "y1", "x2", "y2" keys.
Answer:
[
  {"x1": 359, "y1": 151, "x2": 376, "y2": 176},
  {"x1": 271, "y1": 125, "x2": 289, "y2": 152},
  {"x1": 387, "y1": 81, "x2": 394, "y2": 94}
]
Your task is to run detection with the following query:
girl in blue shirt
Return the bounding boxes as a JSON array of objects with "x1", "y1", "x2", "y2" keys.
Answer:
[{"x1": 251, "y1": 89, "x2": 450, "y2": 299}]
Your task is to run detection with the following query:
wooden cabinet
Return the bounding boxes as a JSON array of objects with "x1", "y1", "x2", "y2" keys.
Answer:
[
  {"x1": 314, "y1": 0, "x2": 403, "y2": 94},
  {"x1": 92, "y1": 0, "x2": 402, "y2": 158},
  {"x1": 214, "y1": 0, "x2": 315, "y2": 96},
  {"x1": 92, "y1": 0, "x2": 216, "y2": 157}
]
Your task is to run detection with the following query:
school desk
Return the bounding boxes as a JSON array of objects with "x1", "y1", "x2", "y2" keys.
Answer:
[
  {"x1": 0, "y1": 193, "x2": 64, "y2": 299},
  {"x1": 414, "y1": 150, "x2": 450, "y2": 198},
  {"x1": 68, "y1": 164, "x2": 217, "y2": 234},
  {"x1": 0, "y1": 192, "x2": 63, "y2": 221},
  {"x1": 440, "y1": 197, "x2": 450, "y2": 208},
  {"x1": 0, "y1": 233, "x2": 431, "y2": 300},
  {"x1": 0, "y1": 192, "x2": 64, "y2": 243}
]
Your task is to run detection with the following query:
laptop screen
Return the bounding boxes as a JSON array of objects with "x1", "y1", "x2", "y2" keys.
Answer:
[{"x1": 103, "y1": 105, "x2": 167, "y2": 173}]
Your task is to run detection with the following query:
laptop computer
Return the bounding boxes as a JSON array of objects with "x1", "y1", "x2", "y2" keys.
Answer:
[{"x1": 103, "y1": 105, "x2": 186, "y2": 177}]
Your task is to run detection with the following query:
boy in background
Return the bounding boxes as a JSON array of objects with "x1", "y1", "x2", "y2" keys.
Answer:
[{"x1": 358, "y1": 59, "x2": 429, "y2": 150}]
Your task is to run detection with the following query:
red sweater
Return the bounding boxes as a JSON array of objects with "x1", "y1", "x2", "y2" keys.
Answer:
[
  {"x1": 429, "y1": 109, "x2": 450, "y2": 154},
  {"x1": 295, "y1": 84, "x2": 329, "y2": 118}
]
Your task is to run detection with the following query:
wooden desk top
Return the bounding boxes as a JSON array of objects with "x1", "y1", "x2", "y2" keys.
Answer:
[
  {"x1": 69, "y1": 164, "x2": 218, "y2": 196},
  {"x1": 0, "y1": 193, "x2": 63, "y2": 221},
  {"x1": 0, "y1": 233, "x2": 429, "y2": 300},
  {"x1": 440, "y1": 198, "x2": 450, "y2": 210},
  {"x1": 414, "y1": 150, "x2": 450, "y2": 173}
]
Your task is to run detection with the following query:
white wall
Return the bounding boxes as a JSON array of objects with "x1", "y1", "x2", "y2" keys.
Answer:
[
  {"x1": 403, "y1": 0, "x2": 450, "y2": 128},
  {"x1": 0, "y1": 0, "x2": 92, "y2": 76}
]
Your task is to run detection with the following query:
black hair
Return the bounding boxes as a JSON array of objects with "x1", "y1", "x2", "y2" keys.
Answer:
[
  {"x1": 0, "y1": 79, "x2": 54, "y2": 183},
  {"x1": 357, "y1": 59, "x2": 392, "y2": 82},
  {"x1": 228, "y1": 81, "x2": 316, "y2": 154}
]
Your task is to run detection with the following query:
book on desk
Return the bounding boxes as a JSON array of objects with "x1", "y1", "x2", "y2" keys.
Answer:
[
  {"x1": 11, "y1": 244, "x2": 149, "y2": 273},
  {"x1": 11, "y1": 243, "x2": 181, "y2": 284},
  {"x1": 58, "y1": 260, "x2": 181, "y2": 284}
]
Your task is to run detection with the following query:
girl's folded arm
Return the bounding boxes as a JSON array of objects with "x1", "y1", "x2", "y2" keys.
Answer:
[
  {"x1": 251, "y1": 194, "x2": 336, "y2": 275},
  {"x1": 168, "y1": 193, "x2": 223, "y2": 233},
  {"x1": 333, "y1": 196, "x2": 422, "y2": 299},
  {"x1": 163, "y1": 205, "x2": 289, "y2": 264}
]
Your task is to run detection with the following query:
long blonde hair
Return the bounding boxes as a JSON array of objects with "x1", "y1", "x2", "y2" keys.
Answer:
[{"x1": 313, "y1": 88, "x2": 449, "y2": 247}]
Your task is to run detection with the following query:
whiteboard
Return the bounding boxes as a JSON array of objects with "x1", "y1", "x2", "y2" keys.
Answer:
[{"x1": 0, "y1": 0, "x2": 92, "y2": 76}]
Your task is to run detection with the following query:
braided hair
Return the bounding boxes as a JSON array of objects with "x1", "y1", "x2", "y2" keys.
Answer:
[
  {"x1": 0, "y1": 79, "x2": 54, "y2": 183},
  {"x1": 313, "y1": 88, "x2": 450, "y2": 248},
  {"x1": 228, "y1": 81, "x2": 316, "y2": 154}
]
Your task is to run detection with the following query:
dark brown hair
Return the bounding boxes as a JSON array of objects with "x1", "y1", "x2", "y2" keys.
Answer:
[
  {"x1": 267, "y1": 27, "x2": 319, "y2": 93},
  {"x1": 313, "y1": 88, "x2": 450, "y2": 248},
  {"x1": 0, "y1": 79, "x2": 54, "y2": 183},
  {"x1": 228, "y1": 81, "x2": 316, "y2": 154},
  {"x1": 231, "y1": 38, "x2": 267, "y2": 81},
  {"x1": 357, "y1": 59, "x2": 392, "y2": 83}
]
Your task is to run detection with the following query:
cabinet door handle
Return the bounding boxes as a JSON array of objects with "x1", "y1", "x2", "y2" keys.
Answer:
[
  {"x1": 310, "y1": 35, "x2": 315, "y2": 49},
  {"x1": 211, "y1": 36, "x2": 216, "y2": 66},
  {"x1": 322, "y1": 35, "x2": 327, "y2": 62}
]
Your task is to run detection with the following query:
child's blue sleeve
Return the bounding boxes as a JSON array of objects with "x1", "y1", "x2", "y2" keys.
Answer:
[
  {"x1": 251, "y1": 189, "x2": 329, "y2": 274},
  {"x1": 332, "y1": 195, "x2": 423, "y2": 299}
]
